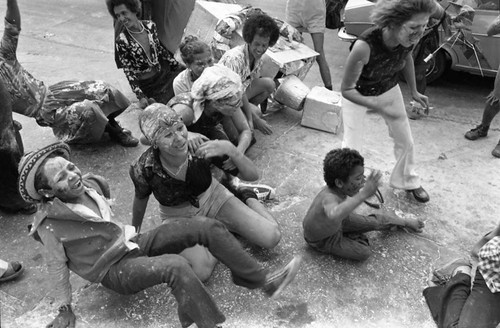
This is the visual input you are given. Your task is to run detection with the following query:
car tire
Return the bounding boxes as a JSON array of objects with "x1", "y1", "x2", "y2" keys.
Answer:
[{"x1": 425, "y1": 50, "x2": 448, "y2": 84}]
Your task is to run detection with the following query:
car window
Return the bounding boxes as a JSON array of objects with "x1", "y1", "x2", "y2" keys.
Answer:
[{"x1": 477, "y1": 0, "x2": 499, "y2": 10}]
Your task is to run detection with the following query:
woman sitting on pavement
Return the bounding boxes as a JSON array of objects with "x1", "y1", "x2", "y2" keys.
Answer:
[
  {"x1": 218, "y1": 12, "x2": 276, "y2": 133},
  {"x1": 340, "y1": 0, "x2": 437, "y2": 203},
  {"x1": 130, "y1": 103, "x2": 281, "y2": 281},
  {"x1": 107, "y1": 0, "x2": 183, "y2": 107},
  {"x1": 169, "y1": 64, "x2": 276, "y2": 199},
  {"x1": 423, "y1": 222, "x2": 500, "y2": 328},
  {"x1": 173, "y1": 35, "x2": 214, "y2": 96},
  {"x1": 1, "y1": 0, "x2": 138, "y2": 148}
]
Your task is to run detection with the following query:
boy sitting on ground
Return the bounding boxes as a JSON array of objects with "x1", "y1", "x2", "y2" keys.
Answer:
[{"x1": 303, "y1": 148, "x2": 424, "y2": 261}]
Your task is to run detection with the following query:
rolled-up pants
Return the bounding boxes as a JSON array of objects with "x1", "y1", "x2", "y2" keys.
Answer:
[
  {"x1": 341, "y1": 85, "x2": 420, "y2": 190},
  {"x1": 101, "y1": 216, "x2": 267, "y2": 328}
]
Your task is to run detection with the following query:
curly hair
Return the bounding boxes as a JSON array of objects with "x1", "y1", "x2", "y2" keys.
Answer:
[
  {"x1": 105, "y1": 0, "x2": 141, "y2": 18},
  {"x1": 323, "y1": 148, "x2": 364, "y2": 188},
  {"x1": 242, "y1": 13, "x2": 280, "y2": 47},
  {"x1": 179, "y1": 35, "x2": 212, "y2": 65},
  {"x1": 370, "y1": 0, "x2": 436, "y2": 29}
]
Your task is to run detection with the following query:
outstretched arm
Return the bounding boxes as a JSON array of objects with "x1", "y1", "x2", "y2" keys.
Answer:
[
  {"x1": 6, "y1": 0, "x2": 21, "y2": 29},
  {"x1": 37, "y1": 228, "x2": 76, "y2": 328}
]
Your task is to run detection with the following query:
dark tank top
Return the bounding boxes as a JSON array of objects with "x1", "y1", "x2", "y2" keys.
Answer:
[{"x1": 355, "y1": 26, "x2": 413, "y2": 96}]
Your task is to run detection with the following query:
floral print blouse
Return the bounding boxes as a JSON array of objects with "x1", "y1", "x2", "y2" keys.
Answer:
[
  {"x1": 218, "y1": 44, "x2": 263, "y2": 91},
  {"x1": 115, "y1": 20, "x2": 179, "y2": 99}
]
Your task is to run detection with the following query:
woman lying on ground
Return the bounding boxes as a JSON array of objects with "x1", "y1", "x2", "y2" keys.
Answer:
[
  {"x1": 107, "y1": 0, "x2": 183, "y2": 107},
  {"x1": 130, "y1": 103, "x2": 281, "y2": 281},
  {"x1": 423, "y1": 222, "x2": 500, "y2": 328},
  {"x1": 0, "y1": 0, "x2": 138, "y2": 147}
]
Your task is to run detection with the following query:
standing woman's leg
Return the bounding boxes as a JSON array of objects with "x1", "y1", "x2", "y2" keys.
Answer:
[
  {"x1": 376, "y1": 85, "x2": 421, "y2": 190},
  {"x1": 341, "y1": 96, "x2": 368, "y2": 151}
]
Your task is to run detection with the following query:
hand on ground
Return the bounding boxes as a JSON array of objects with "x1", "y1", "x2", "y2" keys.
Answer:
[
  {"x1": 254, "y1": 117, "x2": 272, "y2": 135},
  {"x1": 404, "y1": 217, "x2": 425, "y2": 233},
  {"x1": 46, "y1": 310, "x2": 76, "y2": 328}
]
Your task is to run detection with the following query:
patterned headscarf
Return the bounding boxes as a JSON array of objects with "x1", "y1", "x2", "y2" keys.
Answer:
[
  {"x1": 139, "y1": 103, "x2": 183, "y2": 145},
  {"x1": 190, "y1": 64, "x2": 242, "y2": 122}
]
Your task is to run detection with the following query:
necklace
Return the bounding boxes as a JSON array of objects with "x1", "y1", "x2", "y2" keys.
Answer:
[
  {"x1": 126, "y1": 22, "x2": 145, "y2": 34},
  {"x1": 164, "y1": 156, "x2": 189, "y2": 177}
]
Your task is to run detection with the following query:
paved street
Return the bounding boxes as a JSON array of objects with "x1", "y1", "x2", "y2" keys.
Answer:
[{"x1": 0, "y1": 0, "x2": 499, "y2": 327}]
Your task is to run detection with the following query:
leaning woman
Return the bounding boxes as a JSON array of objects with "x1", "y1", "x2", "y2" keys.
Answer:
[
  {"x1": 340, "y1": 0, "x2": 436, "y2": 203},
  {"x1": 130, "y1": 104, "x2": 281, "y2": 281},
  {"x1": 107, "y1": 0, "x2": 183, "y2": 107}
]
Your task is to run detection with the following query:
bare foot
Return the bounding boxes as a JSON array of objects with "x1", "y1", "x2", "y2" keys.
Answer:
[{"x1": 404, "y1": 217, "x2": 424, "y2": 233}]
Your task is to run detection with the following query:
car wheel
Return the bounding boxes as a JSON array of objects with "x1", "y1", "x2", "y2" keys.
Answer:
[{"x1": 425, "y1": 50, "x2": 448, "y2": 84}]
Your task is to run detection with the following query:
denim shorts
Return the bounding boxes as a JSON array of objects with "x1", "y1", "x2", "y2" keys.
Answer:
[{"x1": 159, "y1": 177, "x2": 233, "y2": 220}]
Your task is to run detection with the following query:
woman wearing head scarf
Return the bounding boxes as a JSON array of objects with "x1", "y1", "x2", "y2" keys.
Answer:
[
  {"x1": 340, "y1": 0, "x2": 437, "y2": 203},
  {"x1": 169, "y1": 65, "x2": 252, "y2": 166},
  {"x1": 130, "y1": 104, "x2": 280, "y2": 281},
  {"x1": 107, "y1": 0, "x2": 183, "y2": 107}
]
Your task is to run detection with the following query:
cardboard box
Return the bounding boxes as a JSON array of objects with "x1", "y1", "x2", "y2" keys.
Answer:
[{"x1": 301, "y1": 87, "x2": 343, "y2": 134}]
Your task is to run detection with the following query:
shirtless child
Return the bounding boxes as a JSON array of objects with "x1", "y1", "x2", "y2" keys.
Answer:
[{"x1": 303, "y1": 148, "x2": 424, "y2": 261}]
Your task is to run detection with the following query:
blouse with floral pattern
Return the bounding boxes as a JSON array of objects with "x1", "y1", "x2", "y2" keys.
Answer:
[
  {"x1": 115, "y1": 20, "x2": 179, "y2": 99},
  {"x1": 218, "y1": 44, "x2": 263, "y2": 91}
]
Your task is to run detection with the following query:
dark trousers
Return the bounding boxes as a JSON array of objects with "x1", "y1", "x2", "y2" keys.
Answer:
[
  {"x1": 423, "y1": 271, "x2": 500, "y2": 328},
  {"x1": 101, "y1": 216, "x2": 267, "y2": 328}
]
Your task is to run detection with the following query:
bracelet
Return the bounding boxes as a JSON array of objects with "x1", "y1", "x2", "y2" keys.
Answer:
[{"x1": 58, "y1": 304, "x2": 72, "y2": 313}]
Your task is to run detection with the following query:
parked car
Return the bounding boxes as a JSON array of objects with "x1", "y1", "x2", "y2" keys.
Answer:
[{"x1": 338, "y1": 0, "x2": 500, "y2": 83}]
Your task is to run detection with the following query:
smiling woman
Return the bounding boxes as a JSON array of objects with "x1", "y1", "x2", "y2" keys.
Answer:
[
  {"x1": 106, "y1": 0, "x2": 183, "y2": 106},
  {"x1": 340, "y1": 0, "x2": 437, "y2": 203}
]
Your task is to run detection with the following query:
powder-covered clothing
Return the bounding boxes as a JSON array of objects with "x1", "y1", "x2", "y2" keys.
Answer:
[
  {"x1": 130, "y1": 147, "x2": 212, "y2": 207},
  {"x1": 0, "y1": 19, "x2": 131, "y2": 144},
  {"x1": 130, "y1": 147, "x2": 238, "y2": 207},
  {"x1": 478, "y1": 236, "x2": 500, "y2": 294},
  {"x1": 173, "y1": 68, "x2": 194, "y2": 96},
  {"x1": 31, "y1": 174, "x2": 137, "y2": 307},
  {"x1": 218, "y1": 44, "x2": 263, "y2": 91},
  {"x1": 355, "y1": 27, "x2": 413, "y2": 96},
  {"x1": 114, "y1": 20, "x2": 179, "y2": 100}
]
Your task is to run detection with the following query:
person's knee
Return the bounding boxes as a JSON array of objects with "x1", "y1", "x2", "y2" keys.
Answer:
[
  {"x1": 261, "y1": 224, "x2": 281, "y2": 249},
  {"x1": 261, "y1": 77, "x2": 276, "y2": 94},
  {"x1": 190, "y1": 259, "x2": 217, "y2": 282}
]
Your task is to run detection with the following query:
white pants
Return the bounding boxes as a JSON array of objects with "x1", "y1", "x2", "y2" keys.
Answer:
[
  {"x1": 0, "y1": 259, "x2": 8, "y2": 277},
  {"x1": 341, "y1": 85, "x2": 420, "y2": 190}
]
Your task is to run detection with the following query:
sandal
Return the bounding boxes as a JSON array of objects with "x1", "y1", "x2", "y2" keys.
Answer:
[
  {"x1": 364, "y1": 187, "x2": 384, "y2": 209},
  {"x1": 0, "y1": 261, "x2": 24, "y2": 283}
]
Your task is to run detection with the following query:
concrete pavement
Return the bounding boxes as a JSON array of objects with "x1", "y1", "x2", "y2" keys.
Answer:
[{"x1": 0, "y1": 0, "x2": 499, "y2": 327}]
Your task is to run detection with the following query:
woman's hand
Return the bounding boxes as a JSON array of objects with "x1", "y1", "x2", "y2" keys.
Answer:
[
  {"x1": 187, "y1": 132, "x2": 209, "y2": 155},
  {"x1": 253, "y1": 117, "x2": 272, "y2": 135},
  {"x1": 411, "y1": 92, "x2": 429, "y2": 113},
  {"x1": 195, "y1": 140, "x2": 235, "y2": 159}
]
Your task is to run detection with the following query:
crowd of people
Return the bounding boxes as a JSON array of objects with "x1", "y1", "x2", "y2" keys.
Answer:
[{"x1": 1, "y1": 0, "x2": 499, "y2": 327}]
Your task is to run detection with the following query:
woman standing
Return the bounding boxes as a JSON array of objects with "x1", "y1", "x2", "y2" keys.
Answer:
[
  {"x1": 107, "y1": 0, "x2": 182, "y2": 107},
  {"x1": 341, "y1": 0, "x2": 436, "y2": 203},
  {"x1": 130, "y1": 104, "x2": 280, "y2": 281}
]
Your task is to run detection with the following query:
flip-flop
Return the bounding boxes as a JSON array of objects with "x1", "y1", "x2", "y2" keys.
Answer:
[
  {"x1": 364, "y1": 187, "x2": 384, "y2": 209},
  {"x1": 0, "y1": 261, "x2": 24, "y2": 283}
]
